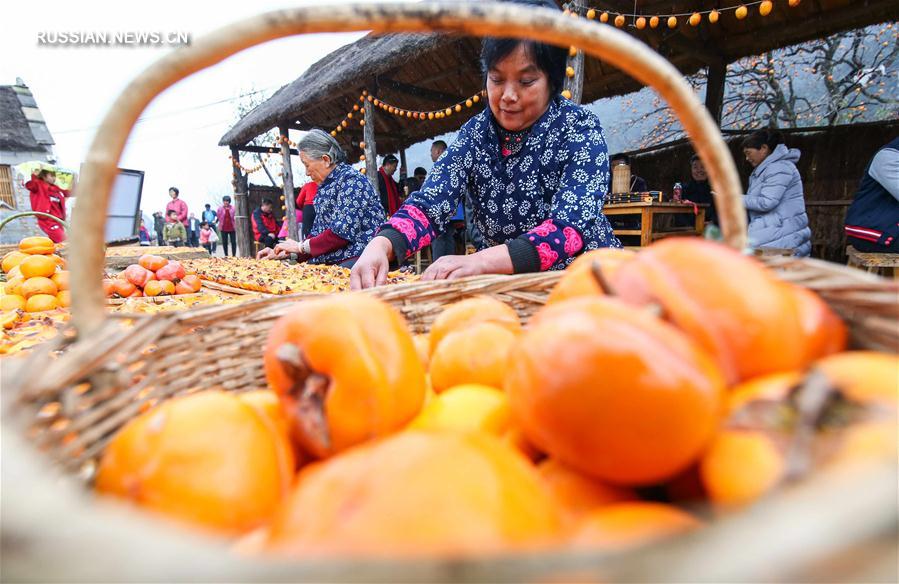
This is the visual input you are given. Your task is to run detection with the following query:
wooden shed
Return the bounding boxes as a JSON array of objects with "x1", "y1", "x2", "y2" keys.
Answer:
[{"x1": 219, "y1": 0, "x2": 899, "y2": 256}]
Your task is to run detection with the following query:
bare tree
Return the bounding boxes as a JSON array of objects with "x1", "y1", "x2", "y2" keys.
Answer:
[
  {"x1": 233, "y1": 87, "x2": 279, "y2": 188},
  {"x1": 607, "y1": 23, "x2": 898, "y2": 150},
  {"x1": 725, "y1": 24, "x2": 898, "y2": 128}
]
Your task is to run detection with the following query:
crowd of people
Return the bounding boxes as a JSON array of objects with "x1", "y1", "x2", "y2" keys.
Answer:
[
  {"x1": 24, "y1": 0, "x2": 894, "y2": 282},
  {"x1": 145, "y1": 188, "x2": 237, "y2": 256}
]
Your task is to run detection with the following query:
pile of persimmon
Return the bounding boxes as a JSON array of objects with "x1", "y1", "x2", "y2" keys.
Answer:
[
  {"x1": 2, "y1": 236, "x2": 69, "y2": 313},
  {"x1": 104, "y1": 254, "x2": 202, "y2": 298},
  {"x1": 93, "y1": 239, "x2": 897, "y2": 560}
]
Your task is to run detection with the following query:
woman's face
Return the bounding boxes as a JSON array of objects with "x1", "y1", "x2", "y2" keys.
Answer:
[
  {"x1": 743, "y1": 145, "x2": 770, "y2": 168},
  {"x1": 690, "y1": 159, "x2": 707, "y2": 181},
  {"x1": 300, "y1": 151, "x2": 333, "y2": 184},
  {"x1": 486, "y1": 43, "x2": 552, "y2": 133}
]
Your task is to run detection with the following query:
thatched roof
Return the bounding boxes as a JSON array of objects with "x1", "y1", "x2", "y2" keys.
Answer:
[
  {"x1": 0, "y1": 85, "x2": 52, "y2": 153},
  {"x1": 220, "y1": 0, "x2": 899, "y2": 156}
]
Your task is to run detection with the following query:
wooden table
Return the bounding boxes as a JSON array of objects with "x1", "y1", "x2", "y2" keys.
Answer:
[{"x1": 604, "y1": 201, "x2": 706, "y2": 247}]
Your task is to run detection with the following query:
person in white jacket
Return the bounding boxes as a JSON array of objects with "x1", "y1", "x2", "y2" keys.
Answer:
[{"x1": 742, "y1": 129, "x2": 811, "y2": 256}]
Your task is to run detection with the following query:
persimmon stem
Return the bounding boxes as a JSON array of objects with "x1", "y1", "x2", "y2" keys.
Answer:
[
  {"x1": 277, "y1": 343, "x2": 332, "y2": 453},
  {"x1": 590, "y1": 260, "x2": 616, "y2": 295},
  {"x1": 783, "y1": 370, "x2": 838, "y2": 482}
]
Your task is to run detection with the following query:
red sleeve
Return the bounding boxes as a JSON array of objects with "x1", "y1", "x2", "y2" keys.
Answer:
[
  {"x1": 25, "y1": 175, "x2": 41, "y2": 194},
  {"x1": 308, "y1": 228, "x2": 348, "y2": 256},
  {"x1": 178, "y1": 200, "x2": 188, "y2": 224}
]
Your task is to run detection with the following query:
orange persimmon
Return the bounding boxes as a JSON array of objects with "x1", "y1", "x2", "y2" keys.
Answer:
[
  {"x1": 264, "y1": 431, "x2": 562, "y2": 556},
  {"x1": 506, "y1": 297, "x2": 725, "y2": 486},
  {"x1": 429, "y1": 322, "x2": 517, "y2": 393},
  {"x1": 20, "y1": 276, "x2": 58, "y2": 299},
  {"x1": 19, "y1": 255, "x2": 58, "y2": 279},
  {"x1": 429, "y1": 296, "x2": 521, "y2": 355},
  {"x1": 24, "y1": 293, "x2": 58, "y2": 312},
  {"x1": 144, "y1": 280, "x2": 175, "y2": 297},
  {"x1": 112, "y1": 279, "x2": 137, "y2": 298},
  {"x1": 138, "y1": 254, "x2": 168, "y2": 271},
  {"x1": 50, "y1": 270, "x2": 69, "y2": 291},
  {"x1": 1, "y1": 250, "x2": 28, "y2": 273},
  {"x1": 264, "y1": 295, "x2": 426, "y2": 458},
  {"x1": 612, "y1": 238, "x2": 819, "y2": 384},
  {"x1": 545, "y1": 248, "x2": 635, "y2": 305},
  {"x1": 571, "y1": 502, "x2": 701, "y2": 551},
  {"x1": 18, "y1": 236, "x2": 55, "y2": 255},
  {"x1": 56, "y1": 289, "x2": 71, "y2": 308},
  {"x1": 537, "y1": 458, "x2": 635, "y2": 523},
  {"x1": 96, "y1": 391, "x2": 294, "y2": 534}
]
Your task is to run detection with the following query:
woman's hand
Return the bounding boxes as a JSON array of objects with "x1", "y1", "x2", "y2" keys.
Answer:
[
  {"x1": 273, "y1": 238, "x2": 302, "y2": 257},
  {"x1": 421, "y1": 245, "x2": 514, "y2": 281},
  {"x1": 350, "y1": 236, "x2": 393, "y2": 290},
  {"x1": 256, "y1": 247, "x2": 277, "y2": 260},
  {"x1": 421, "y1": 245, "x2": 513, "y2": 281},
  {"x1": 256, "y1": 239, "x2": 300, "y2": 260},
  {"x1": 420, "y1": 254, "x2": 486, "y2": 281}
]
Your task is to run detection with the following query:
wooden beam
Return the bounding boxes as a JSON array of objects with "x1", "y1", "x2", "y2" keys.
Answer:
[
  {"x1": 563, "y1": 0, "x2": 586, "y2": 104},
  {"x1": 377, "y1": 77, "x2": 466, "y2": 105},
  {"x1": 229, "y1": 146, "x2": 252, "y2": 258},
  {"x1": 705, "y1": 61, "x2": 727, "y2": 125},
  {"x1": 399, "y1": 148, "x2": 408, "y2": 182},
  {"x1": 278, "y1": 123, "x2": 298, "y2": 241},
  {"x1": 237, "y1": 145, "x2": 298, "y2": 156},
  {"x1": 363, "y1": 90, "x2": 379, "y2": 188}
]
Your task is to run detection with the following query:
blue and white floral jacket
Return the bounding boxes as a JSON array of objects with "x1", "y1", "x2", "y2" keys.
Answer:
[
  {"x1": 381, "y1": 96, "x2": 621, "y2": 271},
  {"x1": 309, "y1": 162, "x2": 386, "y2": 265}
]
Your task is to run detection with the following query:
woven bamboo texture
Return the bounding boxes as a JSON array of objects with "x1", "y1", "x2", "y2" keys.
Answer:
[{"x1": 2, "y1": 2, "x2": 896, "y2": 582}]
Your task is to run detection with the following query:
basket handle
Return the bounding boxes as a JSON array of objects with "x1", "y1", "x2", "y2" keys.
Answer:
[
  {"x1": 0, "y1": 211, "x2": 69, "y2": 234},
  {"x1": 69, "y1": 1, "x2": 746, "y2": 336}
]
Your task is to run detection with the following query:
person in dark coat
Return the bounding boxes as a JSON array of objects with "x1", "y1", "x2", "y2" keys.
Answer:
[
  {"x1": 844, "y1": 137, "x2": 899, "y2": 252},
  {"x1": 682, "y1": 154, "x2": 718, "y2": 226},
  {"x1": 377, "y1": 154, "x2": 401, "y2": 216},
  {"x1": 187, "y1": 213, "x2": 201, "y2": 247},
  {"x1": 152, "y1": 211, "x2": 165, "y2": 246}
]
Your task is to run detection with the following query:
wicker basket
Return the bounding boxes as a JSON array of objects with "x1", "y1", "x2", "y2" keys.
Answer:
[{"x1": 3, "y1": 3, "x2": 897, "y2": 582}]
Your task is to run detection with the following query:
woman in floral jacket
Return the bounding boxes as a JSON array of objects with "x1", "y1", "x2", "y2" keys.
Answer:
[
  {"x1": 257, "y1": 129, "x2": 385, "y2": 267},
  {"x1": 351, "y1": 0, "x2": 619, "y2": 289}
]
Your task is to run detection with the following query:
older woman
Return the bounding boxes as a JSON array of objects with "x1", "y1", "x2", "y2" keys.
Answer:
[
  {"x1": 257, "y1": 129, "x2": 385, "y2": 267},
  {"x1": 742, "y1": 129, "x2": 811, "y2": 256},
  {"x1": 351, "y1": 0, "x2": 619, "y2": 289}
]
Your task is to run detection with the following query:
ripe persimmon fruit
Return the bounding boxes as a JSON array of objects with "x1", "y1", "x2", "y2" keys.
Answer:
[
  {"x1": 264, "y1": 295, "x2": 426, "y2": 458},
  {"x1": 429, "y1": 322, "x2": 517, "y2": 393},
  {"x1": 545, "y1": 248, "x2": 635, "y2": 306},
  {"x1": 571, "y1": 502, "x2": 700, "y2": 550},
  {"x1": 96, "y1": 391, "x2": 294, "y2": 534},
  {"x1": 506, "y1": 297, "x2": 725, "y2": 486},
  {"x1": 264, "y1": 431, "x2": 562, "y2": 556},
  {"x1": 537, "y1": 458, "x2": 635, "y2": 523},
  {"x1": 428, "y1": 296, "x2": 520, "y2": 355}
]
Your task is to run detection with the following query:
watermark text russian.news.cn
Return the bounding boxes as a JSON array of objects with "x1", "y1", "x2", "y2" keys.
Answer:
[{"x1": 37, "y1": 31, "x2": 192, "y2": 47}]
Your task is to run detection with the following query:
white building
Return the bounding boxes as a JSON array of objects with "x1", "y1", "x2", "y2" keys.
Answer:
[{"x1": 0, "y1": 78, "x2": 59, "y2": 244}]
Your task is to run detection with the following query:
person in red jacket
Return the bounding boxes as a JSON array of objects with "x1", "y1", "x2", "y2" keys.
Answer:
[
  {"x1": 24, "y1": 169, "x2": 71, "y2": 243},
  {"x1": 252, "y1": 198, "x2": 279, "y2": 249},
  {"x1": 296, "y1": 181, "x2": 318, "y2": 238},
  {"x1": 216, "y1": 195, "x2": 237, "y2": 256},
  {"x1": 165, "y1": 186, "x2": 188, "y2": 227}
]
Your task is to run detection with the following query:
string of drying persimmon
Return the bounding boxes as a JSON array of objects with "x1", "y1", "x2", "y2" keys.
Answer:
[{"x1": 562, "y1": 0, "x2": 800, "y2": 33}]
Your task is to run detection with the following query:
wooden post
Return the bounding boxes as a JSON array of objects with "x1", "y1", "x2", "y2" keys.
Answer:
[
  {"x1": 399, "y1": 147, "x2": 408, "y2": 182},
  {"x1": 278, "y1": 123, "x2": 298, "y2": 241},
  {"x1": 363, "y1": 90, "x2": 379, "y2": 188},
  {"x1": 705, "y1": 61, "x2": 727, "y2": 125},
  {"x1": 563, "y1": 0, "x2": 586, "y2": 104},
  {"x1": 230, "y1": 146, "x2": 252, "y2": 258}
]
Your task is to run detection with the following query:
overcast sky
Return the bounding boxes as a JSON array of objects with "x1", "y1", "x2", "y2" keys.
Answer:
[{"x1": 2, "y1": 0, "x2": 448, "y2": 220}]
